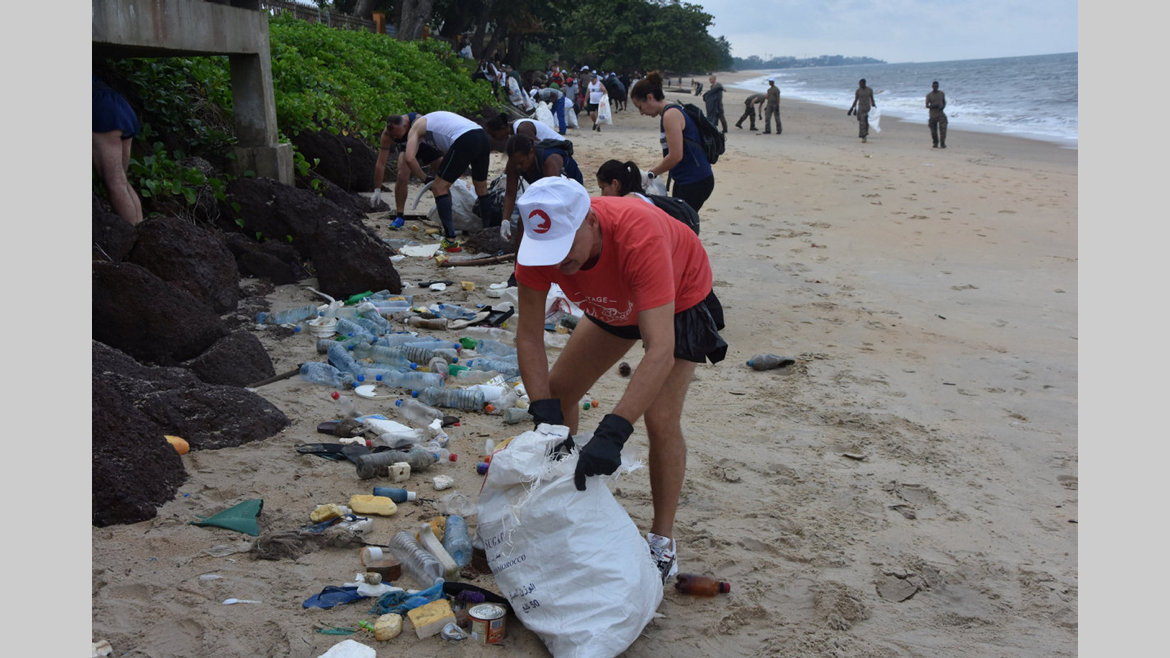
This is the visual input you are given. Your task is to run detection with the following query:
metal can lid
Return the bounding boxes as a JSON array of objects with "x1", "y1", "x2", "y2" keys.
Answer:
[{"x1": 468, "y1": 603, "x2": 506, "y2": 620}]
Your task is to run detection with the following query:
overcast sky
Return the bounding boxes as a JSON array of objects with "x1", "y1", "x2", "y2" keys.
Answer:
[{"x1": 695, "y1": 0, "x2": 1078, "y2": 64}]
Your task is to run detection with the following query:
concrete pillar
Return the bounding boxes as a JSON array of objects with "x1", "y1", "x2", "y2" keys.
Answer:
[{"x1": 92, "y1": 0, "x2": 292, "y2": 184}]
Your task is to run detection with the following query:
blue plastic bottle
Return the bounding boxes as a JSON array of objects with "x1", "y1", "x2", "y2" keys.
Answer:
[
  {"x1": 441, "y1": 515, "x2": 473, "y2": 568},
  {"x1": 372, "y1": 487, "x2": 418, "y2": 503}
]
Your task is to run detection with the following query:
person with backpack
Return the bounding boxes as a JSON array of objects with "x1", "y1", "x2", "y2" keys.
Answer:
[
  {"x1": 630, "y1": 71, "x2": 715, "y2": 212},
  {"x1": 497, "y1": 133, "x2": 585, "y2": 248},
  {"x1": 595, "y1": 159, "x2": 700, "y2": 235}
]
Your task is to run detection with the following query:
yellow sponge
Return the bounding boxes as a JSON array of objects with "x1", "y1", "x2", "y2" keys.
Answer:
[
  {"x1": 348, "y1": 494, "x2": 398, "y2": 516},
  {"x1": 309, "y1": 503, "x2": 346, "y2": 523},
  {"x1": 406, "y1": 598, "x2": 455, "y2": 639},
  {"x1": 373, "y1": 613, "x2": 402, "y2": 641}
]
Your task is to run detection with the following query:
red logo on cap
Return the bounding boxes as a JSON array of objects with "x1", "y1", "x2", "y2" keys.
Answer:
[{"x1": 529, "y1": 209, "x2": 552, "y2": 234}]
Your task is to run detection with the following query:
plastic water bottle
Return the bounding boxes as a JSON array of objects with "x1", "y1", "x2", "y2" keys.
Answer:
[
  {"x1": 417, "y1": 386, "x2": 486, "y2": 412},
  {"x1": 299, "y1": 362, "x2": 355, "y2": 388},
  {"x1": 461, "y1": 326, "x2": 514, "y2": 342},
  {"x1": 441, "y1": 515, "x2": 473, "y2": 569},
  {"x1": 260, "y1": 304, "x2": 319, "y2": 325},
  {"x1": 431, "y1": 303, "x2": 478, "y2": 320},
  {"x1": 351, "y1": 343, "x2": 416, "y2": 370},
  {"x1": 372, "y1": 487, "x2": 418, "y2": 503},
  {"x1": 397, "y1": 398, "x2": 444, "y2": 426},
  {"x1": 383, "y1": 370, "x2": 444, "y2": 391},
  {"x1": 449, "y1": 369, "x2": 502, "y2": 385},
  {"x1": 675, "y1": 573, "x2": 731, "y2": 596},
  {"x1": 465, "y1": 358, "x2": 520, "y2": 378},
  {"x1": 504, "y1": 407, "x2": 532, "y2": 424},
  {"x1": 355, "y1": 446, "x2": 437, "y2": 479},
  {"x1": 355, "y1": 312, "x2": 391, "y2": 336},
  {"x1": 328, "y1": 342, "x2": 366, "y2": 377},
  {"x1": 388, "y1": 529, "x2": 444, "y2": 588},
  {"x1": 471, "y1": 338, "x2": 515, "y2": 357},
  {"x1": 331, "y1": 391, "x2": 358, "y2": 419},
  {"x1": 335, "y1": 317, "x2": 376, "y2": 341},
  {"x1": 746, "y1": 354, "x2": 796, "y2": 371},
  {"x1": 374, "y1": 333, "x2": 426, "y2": 347}
]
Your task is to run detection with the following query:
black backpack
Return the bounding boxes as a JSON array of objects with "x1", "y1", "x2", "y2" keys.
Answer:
[
  {"x1": 646, "y1": 194, "x2": 700, "y2": 236},
  {"x1": 533, "y1": 138, "x2": 574, "y2": 157},
  {"x1": 672, "y1": 103, "x2": 725, "y2": 165}
]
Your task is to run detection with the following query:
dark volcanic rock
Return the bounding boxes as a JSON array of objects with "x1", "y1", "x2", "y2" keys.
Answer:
[
  {"x1": 185, "y1": 330, "x2": 277, "y2": 387},
  {"x1": 128, "y1": 215, "x2": 241, "y2": 314},
  {"x1": 93, "y1": 193, "x2": 137, "y2": 262},
  {"x1": 290, "y1": 130, "x2": 381, "y2": 192},
  {"x1": 92, "y1": 261, "x2": 228, "y2": 366},
  {"x1": 93, "y1": 340, "x2": 290, "y2": 452},
  {"x1": 226, "y1": 177, "x2": 401, "y2": 298},
  {"x1": 92, "y1": 373, "x2": 186, "y2": 527},
  {"x1": 223, "y1": 232, "x2": 310, "y2": 285}
]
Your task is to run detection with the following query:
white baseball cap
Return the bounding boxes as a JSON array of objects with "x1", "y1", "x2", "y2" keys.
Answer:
[{"x1": 516, "y1": 178, "x2": 591, "y2": 266}]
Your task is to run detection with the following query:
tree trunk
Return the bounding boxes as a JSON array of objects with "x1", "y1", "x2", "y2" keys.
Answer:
[
  {"x1": 398, "y1": 0, "x2": 435, "y2": 41},
  {"x1": 352, "y1": 0, "x2": 377, "y2": 19},
  {"x1": 469, "y1": 0, "x2": 496, "y2": 60}
]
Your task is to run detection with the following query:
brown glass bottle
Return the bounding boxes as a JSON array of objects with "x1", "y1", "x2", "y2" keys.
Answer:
[{"x1": 674, "y1": 573, "x2": 731, "y2": 596}]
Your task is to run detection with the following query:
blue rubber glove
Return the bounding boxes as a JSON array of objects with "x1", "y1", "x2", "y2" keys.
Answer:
[
  {"x1": 574, "y1": 413, "x2": 633, "y2": 491},
  {"x1": 529, "y1": 398, "x2": 564, "y2": 429}
]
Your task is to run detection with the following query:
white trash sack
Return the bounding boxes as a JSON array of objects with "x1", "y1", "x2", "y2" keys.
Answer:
[
  {"x1": 422, "y1": 178, "x2": 482, "y2": 232},
  {"x1": 534, "y1": 100, "x2": 559, "y2": 132},
  {"x1": 477, "y1": 425, "x2": 662, "y2": 658}
]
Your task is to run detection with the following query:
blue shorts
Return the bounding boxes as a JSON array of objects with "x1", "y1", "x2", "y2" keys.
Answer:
[{"x1": 93, "y1": 82, "x2": 140, "y2": 139}]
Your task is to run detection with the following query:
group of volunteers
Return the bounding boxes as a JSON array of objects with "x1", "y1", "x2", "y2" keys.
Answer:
[{"x1": 367, "y1": 68, "x2": 726, "y2": 586}]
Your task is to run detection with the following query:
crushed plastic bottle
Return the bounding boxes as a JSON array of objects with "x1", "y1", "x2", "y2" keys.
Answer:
[{"x1": 746, "y1": 354, "x2": 796, "y2": 371}]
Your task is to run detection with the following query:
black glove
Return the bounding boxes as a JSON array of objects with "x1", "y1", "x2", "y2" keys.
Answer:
[
  {"x1": 574, "y1": 414, "x2": 633, "y2": 491},
  {"x1": 549, "y1": 434, "x2": 575, "y2": 461},
  {"x1": 529, "y1": 398, "x2": 564, "y2": 429}
]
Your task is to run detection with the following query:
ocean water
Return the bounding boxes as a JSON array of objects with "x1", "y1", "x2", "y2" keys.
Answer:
[{"x1": 730, "y1": 52, "x2": 1077, "y2": 149}]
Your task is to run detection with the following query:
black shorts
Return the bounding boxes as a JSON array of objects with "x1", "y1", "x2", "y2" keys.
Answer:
[
  {"x1": 438, "y1": 129, "x2": 491, "y2": 183},
  {"x1": 586, "y1": 290, "x2": 727, "y2": 364},
  {"x1": 587, "y1": 103, "x2": 599, "y2": 113}
]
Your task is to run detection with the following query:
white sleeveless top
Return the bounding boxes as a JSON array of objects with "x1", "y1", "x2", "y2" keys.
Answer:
[
  {"x1": 513, "y1": 118, "x2": 562, "y2": 142},
  {"x1": 421, "y1": 111, "x2": 479, "y2": 151}
]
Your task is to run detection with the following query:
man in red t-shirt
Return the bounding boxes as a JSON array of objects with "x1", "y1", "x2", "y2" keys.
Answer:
[{"x1": 513, "y1": 177, "x2": 727, "y2": 584}]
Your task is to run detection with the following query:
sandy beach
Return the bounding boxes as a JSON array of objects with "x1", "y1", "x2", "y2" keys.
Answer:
[{"x1": 90, "y1": 70, "x2": 1078, "y2": 657}]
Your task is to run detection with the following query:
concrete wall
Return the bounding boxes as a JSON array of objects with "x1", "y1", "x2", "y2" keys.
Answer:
[{"x1": 93, "y1": 0, "x2": 292, "y2": 184}]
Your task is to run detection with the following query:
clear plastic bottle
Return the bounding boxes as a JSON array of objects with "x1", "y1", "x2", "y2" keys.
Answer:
[
  {"x1": 388, "y1": 529, "x2": 444, "y2": 588},
  {"x1": 260, "y1": 304, "x2": 319, "y2": 326},
  {"x1": 331, "y1": 391, "x2": 358, "y2": 419},
  {"x1": 374, "y1": 333, "x2": 426, "y2": 348},
  {"x1": 441, "y1": 515, "x2": 473, "y2": 569},
  {"x1": 503, "y1": 407, "x2": 532, "y2": 425},
  {"x1": 471, "y1": 338, "x2": 516, "y2": 357},
  {"x1": 335, "y1": 316, "x2": 376, "y2": 341},
  {"x1": 372, "y1": 487, "x2": 418, "y2": 503},
  {"x1": 461, "y1": 325, "x2": 514, "y2": 343},
  {"x1": 417, "y1": 386, "x2": 487, "y2": 412},
  {"x1": 383, "y1": 370, "x2": 444, "y2": 391},
  {"x1": 746, "y1": 354, "x2": 796, "y2": 371},
  {"x1": 351, "y1": 343, "x2": 415, "y2": 370},
  {"x1": 355, "y1": 446, "x2": 437, "y2": 479},
  {"x1": 299, "y1": 362, "x2": 355, "y2": 388},
  {"x1": 432, "y1": 303, "x2": 478, "y2": 320},
  {"x1": 328, "y1": 342, "x2": 365, "y2": 376},
  {"x1": 465, "y1": 358, "x2": 520, "y2": 378},
  {"x1": 397, "y1": 398, "x2": 444, "y2": 426},
  {"x1": 674, "y1": 573, "x2": 731, "y2": 596},
  {"x1": 449, "y1": 368, "x2": 502, "y2": 385}
]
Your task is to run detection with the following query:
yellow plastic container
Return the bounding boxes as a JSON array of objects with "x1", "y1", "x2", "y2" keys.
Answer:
[{"x1": 348, "y1": 494, "x2": 398, "y2": 516}]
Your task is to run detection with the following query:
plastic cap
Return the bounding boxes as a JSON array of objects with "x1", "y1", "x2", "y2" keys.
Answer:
[
  {"x1": 406, "y1": 491, "x2": 417, "y2": 501},
  {"x1": 719, "y1": 582, "x2": 731, "y2": 593},
  {"x1": 331, "y1": 391, "x2": 340, "y2": 400}
]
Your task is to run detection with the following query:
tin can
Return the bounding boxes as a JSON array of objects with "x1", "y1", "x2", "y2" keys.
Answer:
[{"x1": 468, "y1": 603, "x2": 506, "y2": 644}]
